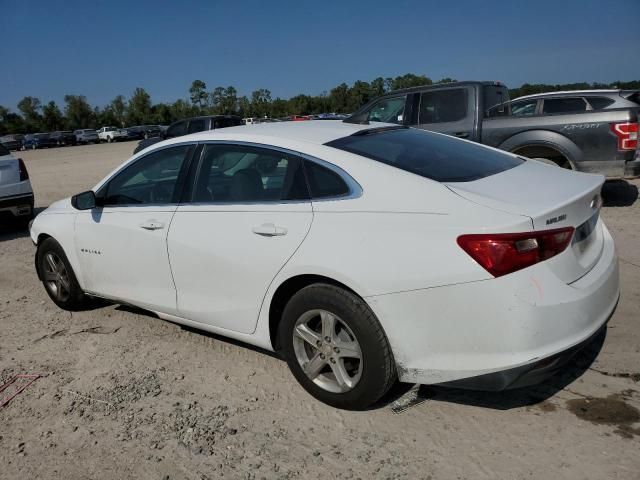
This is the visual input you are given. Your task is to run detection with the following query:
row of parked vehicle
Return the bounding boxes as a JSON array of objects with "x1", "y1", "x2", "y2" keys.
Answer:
[{"x1": 0, "y1": 125, "x2": 168, "y2": 151}]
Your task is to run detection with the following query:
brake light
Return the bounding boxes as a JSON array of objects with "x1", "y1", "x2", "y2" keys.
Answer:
[
  {"x1": 17, "y1": 158, "x2": 29, "y2": 181},
  {"x1": 610, "y1": 122, "x2": 638, "y2": 151},
  {"x1": 457, "y1": 227, "x2": 575, "y2": 277}
]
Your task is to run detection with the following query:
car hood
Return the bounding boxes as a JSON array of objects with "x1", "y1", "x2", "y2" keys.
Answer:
[{"x1": 43, "y1": 197, "x2": 73, "y2": 213}]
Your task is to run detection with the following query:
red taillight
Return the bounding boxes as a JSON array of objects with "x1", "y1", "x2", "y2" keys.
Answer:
[
  {"x1": 457, "y1": 227, "x2": 575, "y2": 277},
  {"x1": 610, "y1": 122, "x2": 638, "y2": 151},
  {"x1": 17, "y1": 158, "x2": 29, "y2": 181}
]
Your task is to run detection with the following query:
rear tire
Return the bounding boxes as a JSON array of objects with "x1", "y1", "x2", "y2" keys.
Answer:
[
  {"x1": 279, "y1": 283, "x2": 396, "y2": 410},
  {"x1": 37, "y1": 238, "x2": 88, "y2": 311}
]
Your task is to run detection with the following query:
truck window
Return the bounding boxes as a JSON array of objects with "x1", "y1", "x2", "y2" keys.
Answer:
[
  {"x1": 510, "y1": 100, "x2": 538, "y2": 117},
  {"x1": 542, "y1": 98, "x2": 587, "y2": 114},
  {"x1": 419, "y1": 88, "x2": 467, "y2": 124},
  {"x1": 586, "y1": 97, "x2": 615, "y2": 110},
  {"x1": 166, "y1": 121, "x2": 187, "y2": 138},
  {"x1": 366, "y1": 97, "x2": 406, "y2": 124},
  {"x1": 483, "y1": 85, "x2": 509, "y2": 116},
  {"x1": 187, "y1": 118, "x2": 206, "y2": 133}
]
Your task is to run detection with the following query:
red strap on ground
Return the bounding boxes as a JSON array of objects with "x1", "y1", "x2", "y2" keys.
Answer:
[{"x1": 0, "y1": 374, "x2": 43, "y2": 408}]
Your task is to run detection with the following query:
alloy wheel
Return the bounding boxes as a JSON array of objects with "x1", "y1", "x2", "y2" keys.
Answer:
[
  {"x1": 292, "y1": 309, "x2": 363, "y2": 393},
  {"x1": 42, "y1": 252, "x2": 71, "y2": 302}
]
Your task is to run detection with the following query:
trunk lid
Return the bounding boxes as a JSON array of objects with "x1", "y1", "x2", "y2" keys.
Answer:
[
  {"x1": 0, "y1": 155, "x2": 19, "y2": 187},
  {"x1": 446, "y1": 160, "x2": 605, "y2": 284}
]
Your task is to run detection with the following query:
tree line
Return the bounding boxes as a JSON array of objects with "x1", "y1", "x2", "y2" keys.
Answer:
[{"x1": 1, "y1": 74, "x2": 639, "y2": 135}]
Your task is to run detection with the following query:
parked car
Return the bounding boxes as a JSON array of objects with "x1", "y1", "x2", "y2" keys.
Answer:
[
  {"x1": 133, "y1": 115, "x2": 243, "y2": 154},
  {"x1": 50, "y1": 131, "x2": 77, "y2": 146},
  {"x1": 22, "y1": 133, "x2": 56, "y2": 150},
  {"x1": 74, "y1": 129, "x2": 100, "y2": 144},
  {"x1": 0, "y1": 143, "x2": 34, "y2": 228},
  {"x1": 0, "y1": 134, "x2": 24, "y2": 150},
  {"x1": 126, "y1": 125, "x2": 162, "y2": 140},
  {"x1": 97, "y1": 126, "x2": 128, "y2": 143},
  {"x1": 31, "y1": 121, "x2": 618, "y2": 409},
  {"x1": 347, "y1": 82, "x2": 640, "y2": 177}
]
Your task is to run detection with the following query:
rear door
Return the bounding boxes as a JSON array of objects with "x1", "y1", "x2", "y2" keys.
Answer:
[
  {"x1": 167, "y1": 142, "x2": 313, "y2": 334},
  {"x1": 414, "y1": 86, "x2": 476, "y2": 140}
]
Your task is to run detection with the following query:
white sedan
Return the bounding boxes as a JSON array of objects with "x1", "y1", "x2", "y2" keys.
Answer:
[{"x1": 30, "y1": 121, "x2": 619, "y2": 409}]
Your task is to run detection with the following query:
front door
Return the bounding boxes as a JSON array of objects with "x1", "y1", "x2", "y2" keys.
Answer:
[
  {"x1": 74, "y1": 144, "x2": 193, "y2": 313},
  {"x1": 168, "y1": 143, "x2": 313, "y2": 334}
]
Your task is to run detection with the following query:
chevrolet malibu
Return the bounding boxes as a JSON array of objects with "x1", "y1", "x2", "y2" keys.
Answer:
[{"x1": 30, "y1": 121, "x2": 619, "y2": 409}]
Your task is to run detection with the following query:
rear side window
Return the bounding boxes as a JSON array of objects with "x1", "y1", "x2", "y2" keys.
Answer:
[
  {"x1": 166, "y1": 121, "x2": 187, "y2": 138},
  {"x1": 187, "y1": 118, "x2": 206, "y2": 134},
  {"x1": 304, "y1": 161, "x2": 349, "y2": 198},
  {"x1": 542, "y1": 98, "x2": 587, "y2": 114},
  {"x1": 586, "y1": 97, "x2": 615, "y2": 110},
  {"x1": 190, "y1": 144, "x2": 308, "y2": 203},
  {"x1": 326, "y1": 127, "x2": 523, "y2": 183},
  {"x1": 419, "y1": 88, "x2": 467, "y2": 123}
]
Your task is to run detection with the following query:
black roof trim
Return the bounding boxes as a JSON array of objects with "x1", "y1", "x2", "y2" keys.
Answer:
[{"x1": 349, "y1": 125, "x2": 408, "y2": 137}]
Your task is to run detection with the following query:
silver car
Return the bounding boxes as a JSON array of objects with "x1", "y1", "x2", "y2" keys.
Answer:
[{"x1": 74, "y1": 129, "x2": 100, "y2": 144}]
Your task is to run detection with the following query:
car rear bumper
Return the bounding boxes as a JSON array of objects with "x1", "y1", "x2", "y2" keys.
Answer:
[
  {"x1": 0, "y1": 193, "x2": 34, "y2": 218},
  {"x1": 366, "y1": 222, "x2": 619, "y2": 389}
]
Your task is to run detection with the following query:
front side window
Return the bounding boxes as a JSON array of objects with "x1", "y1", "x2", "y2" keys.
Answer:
[
  {"x1": 542, "y1": 97, "x2": 587, "y2": 114},
  {"x1": 510, "y1": 100, "x2": 538, "y2": 117},
  {"x1": 166, "y1": 121, "x2": 187, "y2": 138},
  {"x1": 326, "y1": 127, "x2": 523, "y2": 183},
  {"x1": 103, "y1": 145, "x2": 190, "y2": 205},
  {"x1": 419, "y1": 88, "x2": 468, "y2": 124},
  {"x1": 367, "y1": 97, "x2": 406, "y2": 124},
  {"x1": 191, "y1": 144, "x2": 308, "y2": 203}
]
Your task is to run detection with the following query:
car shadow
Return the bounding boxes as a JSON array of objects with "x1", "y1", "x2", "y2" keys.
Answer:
[
  {"x1": 374, "y1": 328, "x2": 607, "y2": 412},
  {"x1": 601, "y1": 180, "x2": 638, "y2": 207},
  {"x1": 114, "y1": 304, "x2": 281, "y2": 360}
]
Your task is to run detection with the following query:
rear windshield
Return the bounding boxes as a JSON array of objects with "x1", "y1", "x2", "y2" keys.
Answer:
[{"x1": 326, "y1": 127, "x2": 524, "y2": 183}]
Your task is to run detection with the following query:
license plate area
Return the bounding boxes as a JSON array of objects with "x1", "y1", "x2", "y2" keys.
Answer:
[{"x1": 573, "y1": 210, "x2": 599, "y2": 254}]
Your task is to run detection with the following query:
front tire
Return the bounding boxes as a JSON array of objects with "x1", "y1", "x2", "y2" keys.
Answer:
[
  {"x1": 279, "y1": 283, "x2": 396, "y2": 410},
  {"x1": 37, "y1": 238, "x2": 88, "y2": 311}
]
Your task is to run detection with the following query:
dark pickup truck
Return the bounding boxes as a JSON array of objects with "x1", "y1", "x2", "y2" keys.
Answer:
[{"x1": 346, "y1": 82, "x2": 640, "y2": 177}]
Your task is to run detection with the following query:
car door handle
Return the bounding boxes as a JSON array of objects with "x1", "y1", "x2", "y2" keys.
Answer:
[
  {"x1": 252, "y1": 223, "x2": 288, "y2": 237},
  {"x1": 140, "y1": 220, "x2": 165, "y2": 230},
  {"x1": 454, "y1": 131, "x2": 469, "y2": 138}
]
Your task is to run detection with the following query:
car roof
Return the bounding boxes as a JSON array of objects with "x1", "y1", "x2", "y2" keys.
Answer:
[
  {"x1": 513, "y1": 90, "x2": 623, "y2": 101},
  {"x1": 182, "y1": 120, "x2": 391, "y2": 146}
]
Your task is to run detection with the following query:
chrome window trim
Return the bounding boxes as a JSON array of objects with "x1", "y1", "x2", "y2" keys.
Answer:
[{"x1": 182, "y1": 140, "x2": 363, "y2": 206}]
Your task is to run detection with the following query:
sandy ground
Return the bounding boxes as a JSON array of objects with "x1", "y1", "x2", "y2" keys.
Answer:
[{"x1": 1, "y1": 142, "x2": 639, "y2": 480}]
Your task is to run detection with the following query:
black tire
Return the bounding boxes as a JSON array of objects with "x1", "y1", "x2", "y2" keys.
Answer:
[
  {"x1": 37, "y1": 237, "x2": 88, "y2": 311},
  {"x1": 279, "y1": 283, "x2": 396, "y2": 410}
]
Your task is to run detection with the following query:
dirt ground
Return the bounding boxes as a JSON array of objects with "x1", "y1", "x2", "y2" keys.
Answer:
[{"x1": 1, "y1": 143, "x2": 639, "y2": 480}]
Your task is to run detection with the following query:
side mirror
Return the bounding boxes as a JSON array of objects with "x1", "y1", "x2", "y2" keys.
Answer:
[{"x1": 71, "y1": 190, "x2": 97, "y2": 210}]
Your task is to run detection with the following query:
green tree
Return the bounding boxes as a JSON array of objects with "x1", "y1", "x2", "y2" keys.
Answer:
[
  {"x1": 17, "y1": 96, "x2": 42, "y2": 131},
  {"x1": 189, "y1": 80, "x2": 208, "y2": 109},
  {"x1": 0, "y1": 106, "x2": 27, "y2": 135},
  {"x1": 250, "y1": 89, "x2": 272, "y2": 117},
  {"x1": 63, "y1": 95, "x2": 94, "y2": 130},
  {"x1": 127, "y1": 88, "x2": 152, "y2": 125},
  {"x1": 41, "y1": 101, "x2": 64, "y2": 131},
  {"x1": 329, "y1": 83, "x2": 350, "y2": 113},
  {"x1": 109, "y1": 95, "x2": 127, "y2": 127}
]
